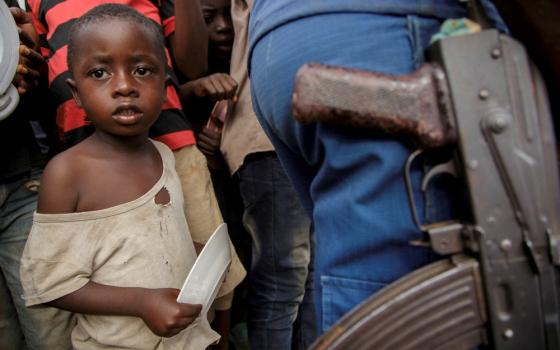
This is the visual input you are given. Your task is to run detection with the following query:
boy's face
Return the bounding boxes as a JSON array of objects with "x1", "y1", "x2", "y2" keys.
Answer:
[
  {"x1": 67, "y1": 19, "x2": 167, "y2": 139},
  {"x1": 201, "y1": 0, "x2": 233, "y2": 61}
]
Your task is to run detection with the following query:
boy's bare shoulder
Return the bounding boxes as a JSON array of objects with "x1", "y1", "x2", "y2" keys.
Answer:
[{"x1": 37, "y1": 144, "x2": 89, "y2": 214}]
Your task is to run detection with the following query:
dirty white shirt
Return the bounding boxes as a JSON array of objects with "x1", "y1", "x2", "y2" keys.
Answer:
[{"x1": 20, "y1": 141, "x2": 219, "y2": 350}]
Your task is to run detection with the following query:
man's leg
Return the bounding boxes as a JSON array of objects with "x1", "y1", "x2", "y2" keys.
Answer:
[
  {"x1": 291, "y1": 231, "x2": 316, "y2": 350},
  {"x1": 0, "y1": 182, "x2": 24, "y2": 350},
  {"x1": 238, "y1": 152, "x2": 315, "y2": 350},
  {"x1": 250, "y1": 13, "x2": 450, "y2": 332}
]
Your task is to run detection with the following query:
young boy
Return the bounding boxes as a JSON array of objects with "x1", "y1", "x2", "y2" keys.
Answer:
[{"x1": 19, "y1": 5, "x2": 228, "y2": 349}]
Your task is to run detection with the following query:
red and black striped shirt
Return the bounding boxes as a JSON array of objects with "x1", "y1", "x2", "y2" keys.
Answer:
[{"x1": 27, "y1": 0, "x2": 195, "y2": 150}]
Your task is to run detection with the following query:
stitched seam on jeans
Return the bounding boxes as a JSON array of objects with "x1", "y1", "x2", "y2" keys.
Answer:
[{"x1": 406, "y1": 15, "x2": 423, "y2": 69}]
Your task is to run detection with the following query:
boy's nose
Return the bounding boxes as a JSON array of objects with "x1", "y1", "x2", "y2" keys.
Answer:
[
  {"x1": 215, "y1": 15, "x2": 232, "y2": 33},
  {"x1": 112, "y1": 72, "x2": 138, "y2": 97}
]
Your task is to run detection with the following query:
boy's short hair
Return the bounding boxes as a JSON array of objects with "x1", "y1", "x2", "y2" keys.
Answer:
[{"x1": 67, "y1": 3, "x2": 167, "y2": 72}]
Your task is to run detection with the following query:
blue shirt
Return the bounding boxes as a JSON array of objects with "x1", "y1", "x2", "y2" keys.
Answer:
[{"x1": 248, "y1": 0, "x2": 504, "y2": 72}]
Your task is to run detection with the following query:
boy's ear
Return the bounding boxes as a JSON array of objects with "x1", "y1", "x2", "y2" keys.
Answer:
[{"x1": 66, "y1": 78, "x2": 82, "y2": 107}]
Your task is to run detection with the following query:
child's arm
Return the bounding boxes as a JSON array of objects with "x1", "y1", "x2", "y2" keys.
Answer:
[
  {"x1": 197, "y1": 125, "x2": 223, "y2": 170},
  {"x1": 9, "y1": 6, "x2": 45, "y2": 95},
  {"x1": 37, "y1": 153, "x2": 80, "y2": 214},
  {"x1": 48, "y1": 281, "x2": 202, "y2": 338},
  {"x1": 170, "y1": 0, "x2": 208, "y2": 79},
  {"x1": 180, "y1": 73, "x2": 238, "y2": 104}
]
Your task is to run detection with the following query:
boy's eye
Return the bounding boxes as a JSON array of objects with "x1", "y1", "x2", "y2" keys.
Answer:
[
  {"x1": 89, "y1": 69, "x2": 108, "y2": 79},
  {"x1": 135, "y1": 67, "x2": 152, "y2": 76},
  {"x1": 202, "y1": 10, "x2": 215, "y2": 24},
  {"x1": 203, "y1": 14, "x2": 213, "y2": 24}
]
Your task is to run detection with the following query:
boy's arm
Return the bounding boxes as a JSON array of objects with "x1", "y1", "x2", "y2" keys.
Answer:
[
  {"x1": 169, "y1": 0, "x2": 208, "y2": 79},
  {"x1": 47, "y1": 281, "x2": 202, "y2": 337},
  {"x1": 37, "y1": 154, "x2": 80, "y2": 214},
  {"x1": 10, "y1": 6, "x2": 46, "y2": 94},
  {"x1": 179, "y1": 73, "x2": 238, "y2": 104}
]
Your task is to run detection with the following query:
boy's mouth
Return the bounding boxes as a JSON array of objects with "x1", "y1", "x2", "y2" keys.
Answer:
[{"x1": 112, "y1": 105, "x2": 143, "y2": 125}]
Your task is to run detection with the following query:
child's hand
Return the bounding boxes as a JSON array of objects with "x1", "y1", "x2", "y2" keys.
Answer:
[
  {"x1": 10, "y1": 7, "x2": 44, "y2": 94},
  {"x1": 138, "y1": 288, "x2": 202, "y2": 337},
  {"x1": 189, "y1": 73, "x2": 238, "y2": 101},
  {"x1": 13, "y1": 45, "x2": 43, "y2": 94},
  {"x1": 197, "y1": 126, "x2": 223, "y2": 169},
  {"x1": 198, "y1": 126, "x2": 222, "y2": 157}
]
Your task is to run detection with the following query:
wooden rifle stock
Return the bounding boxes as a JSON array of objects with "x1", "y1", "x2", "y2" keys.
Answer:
[{"x1": 292, "y1": 63, "x2": 456, "y2": 148}]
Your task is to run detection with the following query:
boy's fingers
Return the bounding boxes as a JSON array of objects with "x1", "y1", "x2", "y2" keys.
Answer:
[
  {"x1": 202, "y1": 126, "x2": 221, "y2": 138},
  {"x1": 198, "y1": 142, "x2": 216, "y2": 155},
  {"x1": 208, "y1": 79, "x2": 223, "y2": 100},
  {"x1": 162, "y1": 328, "x2": 182, "y2": 338},
  {"x1": 208, "y1": 76, "x2": 227, "y2": 100},
  {"x1": 16, "y1": 64, "x2": 29, "y2": 75},
  {"x1": 24, "y1": 67, "x2": 41, "y2": 79},
  {"x1": 179, "y1": 303, "x2": 202, "y2": 316},
  {"x1": 10, "y1": 7, "x2": 31, "y2": 25},
  {"x1": 212, "y1": 116, "x2": 224, "y2": 129},
  {"x1": 20, "y1": 45, "x2": 44, "y2": 64},
  {"x1": 215, "y1": 80, "x2": 231, "y2": 100},
  {"x1": 17, "y1": 29, "x2": 35, "y2": 49},
  {"x1": 223, "y1": 75, "x2": 238, "y2": 91},
  {"x1": 198, "y1": 138, "x2": 211, "y2": 150},
  {"x1": 215, "y1": 74, "x2": 238, "y2": 99},
  {"x1": 174, "y1": 316, "x2": 196, "y2": 329}
]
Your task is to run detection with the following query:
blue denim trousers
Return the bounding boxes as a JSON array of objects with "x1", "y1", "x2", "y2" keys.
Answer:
[
  {"x1": 249, "y1": 13, "x2": 466, "y2": 333},
  {"x1": 237, "y1": 153, "x2": 317, "y2": 349},
  {"x1": 0, "y1": 170, "x2": 74, "y2": 349}
]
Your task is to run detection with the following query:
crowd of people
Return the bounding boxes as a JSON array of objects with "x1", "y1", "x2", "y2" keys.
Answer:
[{"x1": 0, "y1": 0, "x2": 505, "y2": 349}]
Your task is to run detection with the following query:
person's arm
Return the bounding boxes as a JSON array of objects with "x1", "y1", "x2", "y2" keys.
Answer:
[
  {"x1": 197, "y1": 126, "x2": 224, "y2": 170},
  {"x1": 170, "y1": 0, "x2": 208, "y2": 79},
  {"x1": 37, "y1": 152, "x2": 81, "y2": 214},
  {"x1": 179, "y1": 73, "x2": 238, "y2": 105},
  {"x1": 10, "y1": 7, "x2": 46, "y2": 95},
  {"x1": 47, "y1": 281, "x2": 202, "y2": 337}
]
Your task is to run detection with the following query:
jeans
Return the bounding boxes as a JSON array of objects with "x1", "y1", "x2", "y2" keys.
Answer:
[
  {"x1": 237, "y1": 153, "x2": 317, "y2": 349},
  {"x1": 250, "y1": 12, "x2": 464, "y2": 333},
  {"x1": 0, "y1": 170, "x2": 74, "y2": 349}
]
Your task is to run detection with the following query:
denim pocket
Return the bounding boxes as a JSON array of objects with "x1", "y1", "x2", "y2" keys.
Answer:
[
  {"x1": 321, "y1": 275, "x2": 387, "y2": 332},
  {"x1": 406, "y1": 15, "x2": 446, "y2": 70}
]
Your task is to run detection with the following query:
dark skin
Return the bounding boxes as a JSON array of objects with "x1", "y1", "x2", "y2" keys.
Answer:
[
  {"x1": 39, "y1": 19, "x2": 201, "y2": 338},
  {"x1": 170, "y1": 0, "x2": 209, "y2": 79},
  {"x1": 181, "y1": 0, "x2": 237, "y2": 171},
  {"x1": 9, "y1": 7, "x2": 46, "y2": 94}
]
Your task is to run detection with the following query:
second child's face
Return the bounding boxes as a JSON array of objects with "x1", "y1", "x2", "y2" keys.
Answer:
[
  {"x1": 201, "y1": 0, "x2": 233, "y2": 61},
  {"x1": 68, "y1": 19, "x2": 167, "y2": 139}
]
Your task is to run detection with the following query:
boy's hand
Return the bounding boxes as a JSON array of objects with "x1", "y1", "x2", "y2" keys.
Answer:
[
  {"x1": 13, "y1": 45, "x2": 43, "y2": 94},
  {"x1": 10, "y1": 7, "x2": 44, "y2": 94},
  {"x1": 188, "y1": 73, "x2": 238, "y2": 101},
  {"x1": 138, "y1": 288, "x2": 202, "y2": 337},
  {"x1": 197, "y1": 126, "x2": 223, "y2": 169},
  {"x1": 198, "y1": 126, "x2": 222, "y2": 157}
]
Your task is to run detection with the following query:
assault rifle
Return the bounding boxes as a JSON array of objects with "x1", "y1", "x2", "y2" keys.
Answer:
[{"x1": 292, "y1": 29, "x2": 560, "y2": 349}]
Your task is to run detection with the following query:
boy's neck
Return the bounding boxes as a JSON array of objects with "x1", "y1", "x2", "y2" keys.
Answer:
[{"x1": 90, "y1": 131, "x2": 152, "y2": 155}]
